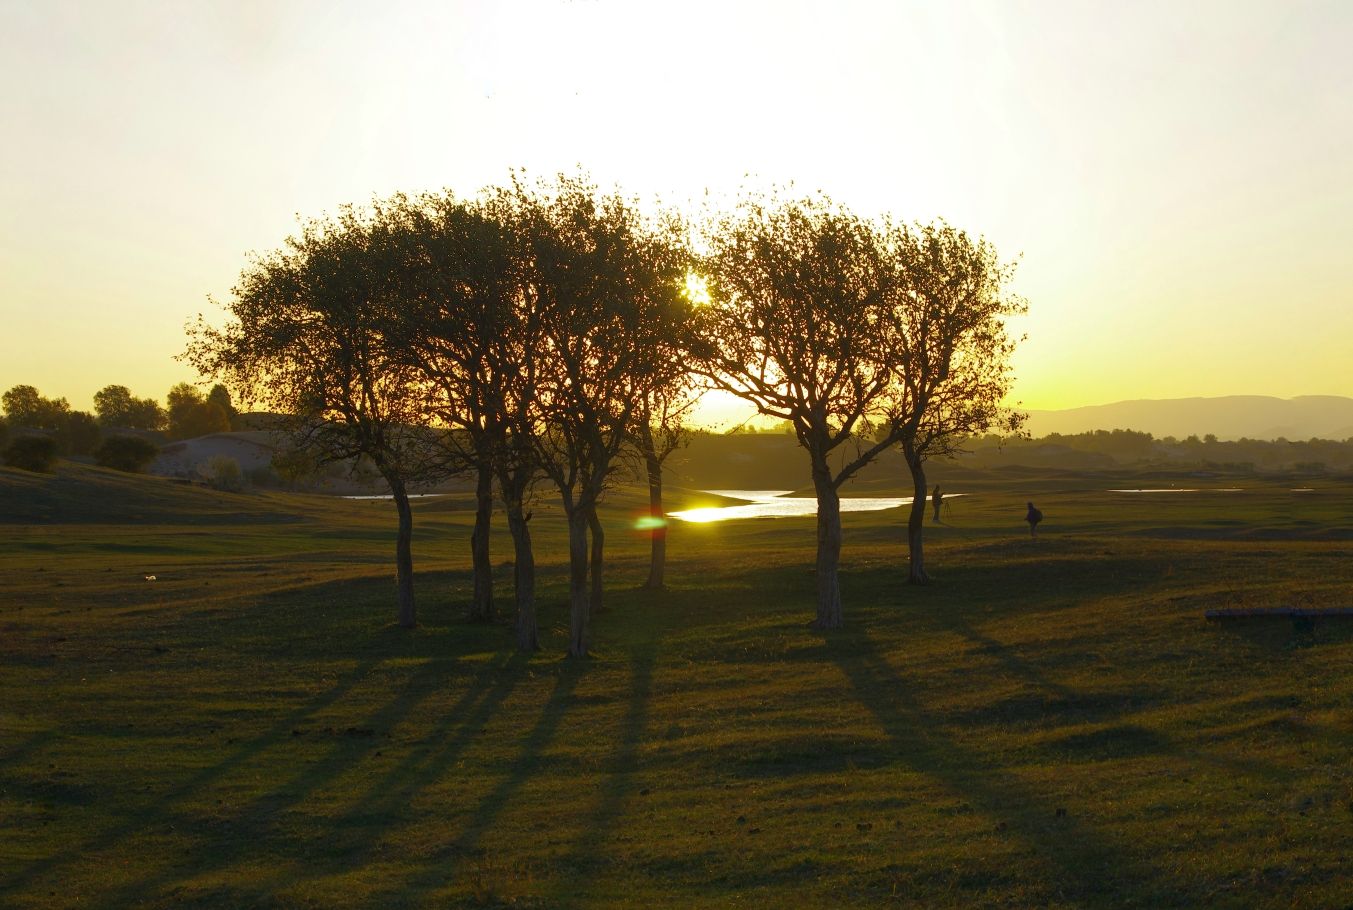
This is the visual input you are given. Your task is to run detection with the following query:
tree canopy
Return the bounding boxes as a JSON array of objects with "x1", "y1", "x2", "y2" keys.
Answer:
[
  {"x1": 696, "y1": 194, "x2": 913, "y2": 628},
  {"x1": 93, "y1": 385, "x2": 165, "y2": 430}
]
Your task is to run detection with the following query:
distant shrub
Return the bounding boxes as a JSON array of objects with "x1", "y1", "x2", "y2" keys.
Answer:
[
  {"x1": 3, "y1": 435, "x2": 58, "y2": 472},
  {"x1": 54, "y1": 410, "x2": 102, "y2": 456},
  {"x1": 95, "y1": 435, "x2": 160, "y2": 473},
  {"x1": 200, "y1": 455, "x2": 245, "y2": 492},
  {"x1": 245, "y1": 464, "x2": 275, "y2": 488},
  {"x1": 271, "y1": 447, "x2": 320, "y2": 489},
  {"x1": 0, "y1": 416, "x2": 8, "y2": 450}
]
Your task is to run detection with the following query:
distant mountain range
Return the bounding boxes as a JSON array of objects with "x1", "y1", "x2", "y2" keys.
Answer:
[{"x1": 1023, "y1": 396, "x2": 1353, "y2": 441}]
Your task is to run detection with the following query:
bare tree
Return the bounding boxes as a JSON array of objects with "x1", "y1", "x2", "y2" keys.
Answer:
[
  {"x1": 888, "y1": 221, "x2": 1026, "y2": 584},
  {"x1": 697, "y1": 194, "x2": 908, "y2": 629},
  {"x1": 187, "y1": 203, "x2": 436, "y2": 628}
]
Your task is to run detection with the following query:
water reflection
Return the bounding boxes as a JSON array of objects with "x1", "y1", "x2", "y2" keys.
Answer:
[
  {"x1": 1105, "y1": 488, "x2": 1244, "y2": 493},
  {"x1": 669, "y1": 489, "x2": 947, "y2": 523}
]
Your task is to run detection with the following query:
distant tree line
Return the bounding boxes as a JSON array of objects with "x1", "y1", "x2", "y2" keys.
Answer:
[
  {"x1": 963, "y1": 429, "x2": 1353, "y2": 472},
  {"x1": 0, "y1": 381, "x2": 241, "y2": 473},
  {"x1": 187, "y1": 173, "x2": 1025, "y2": 653}
]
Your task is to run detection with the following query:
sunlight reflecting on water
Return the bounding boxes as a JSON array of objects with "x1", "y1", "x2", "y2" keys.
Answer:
[{"x1": 668, "y1": 489, "x2": 960, "y2": 523}]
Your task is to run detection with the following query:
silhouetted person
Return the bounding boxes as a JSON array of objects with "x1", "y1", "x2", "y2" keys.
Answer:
[
  {"x1": 1025, "y1": 501, "x2": 1043, "y2": 538},
  {"x1": 931, "y1": 485, "x2": 943, "y2": 523}
]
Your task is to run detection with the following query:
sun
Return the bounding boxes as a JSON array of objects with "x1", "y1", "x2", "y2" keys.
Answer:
[{"x1": 683, "y1": 272, "x2": 712, "y2": 308}]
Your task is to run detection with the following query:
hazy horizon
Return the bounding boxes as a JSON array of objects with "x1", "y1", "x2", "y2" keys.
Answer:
[{"x1": 4, "y1": 0, "x2": 1351, "y2": 416}]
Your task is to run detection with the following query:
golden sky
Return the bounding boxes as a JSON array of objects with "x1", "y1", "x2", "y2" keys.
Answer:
[{"x1": 2, "y1": 0, "x2": 1350, "y2": 417}]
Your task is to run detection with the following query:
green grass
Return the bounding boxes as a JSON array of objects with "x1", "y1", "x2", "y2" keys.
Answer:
[{"x1": 2, "y1": 463, "x2": 1352, "y2": 908}]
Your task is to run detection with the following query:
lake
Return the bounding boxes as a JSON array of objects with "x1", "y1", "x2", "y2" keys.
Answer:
[{"x1": 668, "y1": 489, "x2": 959, "y2": 523}]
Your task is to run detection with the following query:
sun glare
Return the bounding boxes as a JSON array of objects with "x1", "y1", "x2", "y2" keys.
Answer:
[{"x1": 683, "y1": 272, "x2": 712, "y2": 308}]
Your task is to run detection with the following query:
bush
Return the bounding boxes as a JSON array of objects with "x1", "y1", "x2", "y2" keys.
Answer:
[
  {"x1": 200, "y1": 455, "x2": 245, "y2": 492},
  {"x1": 3, "y1": 435, "x2": 58, "y2": 472},
  {"x1": 54, "y1": 411, "x2": 102, "y2": 456},
  {"x1": 245, "y1": 464, "x2": 275, "y2": 488},
  {"x1": 95, "y1": 435, "x2": 160, "y2": 473}
]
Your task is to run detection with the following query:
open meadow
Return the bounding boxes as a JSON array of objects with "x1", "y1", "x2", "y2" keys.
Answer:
[{"x1": 2, "y1": 463, "x2": 1352, "y2": 908}]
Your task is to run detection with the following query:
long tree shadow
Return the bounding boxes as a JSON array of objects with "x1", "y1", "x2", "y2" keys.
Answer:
[
  {"x1": 264, "y1": 649, "x2": 537, "y2": 899},
  {"x1": 98, "y1": 655, "x2": 471, "y2": 908},
  {"x1": 550, "y1": 642, "x2": 657, "y2": 907},
  {"x1": 0, "y1": 657, "x2": 383, "y2": 900},
  {"x1": 0, "y1": 729, "x2": 57, "y2": 773},
  {"x1": 826, "y1": 630, "x2": 1189, "y2": 907},
  {"x1": 165, "y1": 649, "x2": 527, "y2": 903},
  {"x1": 363, "y1": 656, "x2": 590, "y2": 903},
  {"x1": 932, "y1": 603, "x2": 1292, "y2": 783}
]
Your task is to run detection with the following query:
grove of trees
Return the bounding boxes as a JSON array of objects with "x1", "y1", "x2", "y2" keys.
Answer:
[{"x1": 185, "y1": 174, "x2": 1024, "y2": 652}]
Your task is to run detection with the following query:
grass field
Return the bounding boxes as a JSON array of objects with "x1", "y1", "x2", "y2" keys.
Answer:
[{"x1": 2, "y1": 463, "x2": 1352, "y2": 908}]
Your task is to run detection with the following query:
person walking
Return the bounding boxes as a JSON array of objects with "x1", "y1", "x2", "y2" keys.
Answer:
[
  {"x1": 931, "y1": 485, "x2": 943, "y2": 523},
  {"x1": 1025, "y1": 501, "x2": 1043, "y2": 538}
]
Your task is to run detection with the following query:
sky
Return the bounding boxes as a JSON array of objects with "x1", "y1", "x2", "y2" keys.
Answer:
[{"x1": 2, "y1": 0, "x2": 1351, "y2": 420}]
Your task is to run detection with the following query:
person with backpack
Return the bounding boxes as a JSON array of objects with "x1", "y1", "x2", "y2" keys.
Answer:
[{"x1": 1025, "y1": 502, "x2": 1043, "y2": 538}]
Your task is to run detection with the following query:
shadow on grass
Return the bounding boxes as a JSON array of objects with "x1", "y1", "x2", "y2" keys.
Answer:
[
  {"x1": 0, "y1": 729, "x2": 58, "y2": 773},
  {"x1": 825, "y1": 629, "x2": 1187, "y2": 907},
  {"x1": 0, "y1": 657, "x2": 383, "y2": 901},
  {"x1": 351, "y1": 657, "x2": 591, "y2": 904},
  {"x1": 96, "y1": 655, "x2": 474, "y2": 909},
  {"x1": 933, "y1": 602, "x2": 1298, "y2": 783},
  {"x1": 239, "y1": 650, "x2": 535, "y2": 902},
  {"x1": 550, "y1": 642, "x2": 657, "y2": 907}
]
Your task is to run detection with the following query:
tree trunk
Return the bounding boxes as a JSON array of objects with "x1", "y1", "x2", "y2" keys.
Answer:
[
  {"x1": 642, "y1": 451, "x2": 666, "y2": 589},
  {"x1": 504, "y1": 496, "x2": 537, "y2": 651},
  {"x1": 566, "y1": 507, "x2": 590, "y2": 657},
  {"x1": 588, "y1": 505, "x2": 605, "y2": 614},
  {"x1": 811, "y1": 463, "x2": 844, "y2": 629},
  {"x1": 469, "y1": 457, "x2": 494, "y2": 622},
  {"x1": 903, "y1": 442, "x2": 931, "y2": 585},
  {"x1": 388, "y1": 474, "x2": 416, "y2": 629}
]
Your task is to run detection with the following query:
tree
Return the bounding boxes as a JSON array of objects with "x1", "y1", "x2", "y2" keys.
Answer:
[
  {"x1": 696, "y1": 193, "x2": 911, "y2": 629},
  {"x1": 166, "y1": 383, "x2": 230, "y2": 440},
  {"x1": 3, "y1": 385, "x2": 70, "y2": 429},
  {"x1": 93, "y1": 385, "x2": 165, "y2": 430},
  {"x1": 95, "y1": 435, "x2": 160, "y2": 472},
  {"x1": 384, "y1": 191, "x2": 526, "y2": 628},
  {"x1": 888, "y1": 222, "x2": 1024, "y2": 584},
  {"x1": 514, "y1": 174, "x2": 692, "y2": 656},
  {"x1": 271, "y1": 445, "x2": 322, "y2": 490},
  {"x1": 207, "y1": 384, "x2": 239, "y2": 428},
  {"x1": 54, "y1": 411, "x2": 102, "y2": 456},
  {"x1": 3, "y1": 435, "x2": 58, "y2": 472},
  {"x1": 187, "y1": 202, "x2": 436, "y2": 628},
  {"x1": 633, "y1": 331, "x2": 701, "y2": 590}
]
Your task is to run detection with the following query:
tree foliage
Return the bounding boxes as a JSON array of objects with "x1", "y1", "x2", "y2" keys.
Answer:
[
  {"x1": 166, "y1": 383, "x2": 231, "y2": 440},
  {"x1": 696, "y1": 194, "x2": 912, "y2": 628},
  {"x1": 93, "y1": 385, "x2": 165, "y2": 430},
  {"x1": 54, "y1": 411, "x2": 103, "y2": 456},
  {"x1": 187, "y1": 202, "x2": 438, "y2": 628},
  {"x1": 510, "y1": 173, "x2": 692, "y2": 656},
  {"x1": 382, "y1": 190, "x2": 527, "y2": 628},
  {"x1": 3, "y1": 385, "x2": 71, "y2": 429},
  {"x1": 887, "y1": 222, "x2": 1025, "y2": 583}
]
